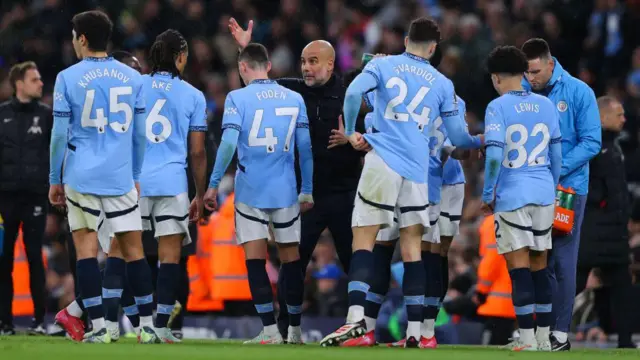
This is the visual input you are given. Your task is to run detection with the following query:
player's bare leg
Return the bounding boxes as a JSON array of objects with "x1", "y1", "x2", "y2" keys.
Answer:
[
  {"x1": 320, "y1": 225, "x2": 378, "y2": 347},
  {"x1": 277, "y1": 242, "x2": 304, "y2": 344},
  {"x1": 242, "y1": 238, "x2": 284, "y2": 344},
  {"x1": 116, "y1": 230, "x2": 159, "y2": 344},
  {"x1": 153, "y1": 234, "x2": 183, "y2": 343},
  {"x1": 72, "y1": 228, "x2": 110, "y2": 343}
]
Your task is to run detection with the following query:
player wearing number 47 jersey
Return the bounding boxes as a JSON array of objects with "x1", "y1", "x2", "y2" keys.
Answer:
[
  {"x1": 138, "y1": 29, "x2": 208, "y2": 343},
  {"x1": 481, "y1": 46, "x2": 562, "y2": 352},
  {"x1": 49, "y1": 10, "x2": 158, "y2": 344},
  {"x1": 204, "y1": 43, "x2": 313, "y2": 345},
  {"x1": 321, "y1": 18, "x2": 482, "y2": 348}
]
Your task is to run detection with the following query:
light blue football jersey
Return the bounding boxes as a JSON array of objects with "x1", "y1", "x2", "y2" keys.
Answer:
[
  {"x1": 362, "y1": 53, "x2": 461, "y2": 184},
  {"x1": 442, "y1": 96, "x2": 466, "y2": 186},
  {"x1": 484, "y1": 90, "x2": 561, "y2": 212},
  {"x1": 139, "y1": 72, "x2": 208, "y2": 197},
  {"x1": 427, "y1": 114, "x2": 447, "y2": 205},
  {"x1": 222, "y1": 79, "x2": 309, "y2": 209},
  {"x1": 53, "y1": 57, "x2": 145, "y2": 196}
]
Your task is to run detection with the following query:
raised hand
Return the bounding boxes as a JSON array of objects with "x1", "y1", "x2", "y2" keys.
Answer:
[{"x1": 228, "y1": 18, "x2": 253, "y2": 49}]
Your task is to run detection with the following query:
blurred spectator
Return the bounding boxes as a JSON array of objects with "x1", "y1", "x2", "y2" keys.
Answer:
[{"x1": 577, "y1": 95, "x2": 635, "y2": 348}]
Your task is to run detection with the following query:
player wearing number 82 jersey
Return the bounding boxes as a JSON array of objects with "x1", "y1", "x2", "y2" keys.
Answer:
[{"x1": 482, "y1": 45, "x2": 562, "y2": 352}]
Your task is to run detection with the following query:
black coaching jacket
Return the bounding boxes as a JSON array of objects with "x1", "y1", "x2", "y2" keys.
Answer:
[
  {"x1": 579, "y1": 130, "x2": 631, "y2": 266},
  {"x1": 0, "y1": 97, "x2": 52, "y2": 195}
]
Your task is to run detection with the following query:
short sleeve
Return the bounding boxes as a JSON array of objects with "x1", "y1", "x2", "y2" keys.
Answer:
[
  {"x1": 221, "y1": 94, "x2": 242, "y2": 132},
  {"x1": 296, "y1": 95, "x2": 309, "y2": 129},
  {"x1": 134, "y1": 78, "x2": 145, "y2": 115},
  {"x1": 440, "y1": 79, "x2": 459, "y2": 118},
  {"x1": 53, "y1": 73, "x2": 71, "y2": 117},
  {"x1": 362, "y1": 59, "x2": 382, "y2": 86},
  {"x1": 484, "y1": 104, "x2": 506, "y2": 148},
  {"x1": 189, "y1": 91, "x2": 208, "y2": 132}
]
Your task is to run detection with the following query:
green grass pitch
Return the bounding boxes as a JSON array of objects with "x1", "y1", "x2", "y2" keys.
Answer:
[{"x1": 1, "y1": 336, "x2": 638, "y2": 360}]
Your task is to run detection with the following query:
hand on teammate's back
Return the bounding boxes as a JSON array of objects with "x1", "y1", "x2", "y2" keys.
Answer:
[
  {"x1": 328, "y1": 115, "x2": 349, "y2": 149},
  {"x1": 203, "y1": 188, "x2": 218, "y2": 212},
  {"x1": 228, "y1": 18, "x2": 253, "y2": 49}
]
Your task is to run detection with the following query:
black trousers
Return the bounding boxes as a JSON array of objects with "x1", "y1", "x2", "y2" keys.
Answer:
[
  {"x1": 576, "y1": 263, "x2": 634, "y2": 347},
  {"x1": 483, "y1": 316, "x2": 515, "y2": 345},
  {"x1": 0, "y1": 191, "x2": 47, "y2": 324},
  {"x1": 277, "y1": 190, "x2": 355, "y2": 335}
]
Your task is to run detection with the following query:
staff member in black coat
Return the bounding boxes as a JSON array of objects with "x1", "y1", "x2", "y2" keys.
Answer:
[
  {"x1": 227, "y1": 19, "x2": 365, "y2": 337},
  {"x1": 577, "y1": 95, "x2": 635, "y2": 348},
  {"x1": 0, "y1": 61, "x2": 51, "y2": 335}
]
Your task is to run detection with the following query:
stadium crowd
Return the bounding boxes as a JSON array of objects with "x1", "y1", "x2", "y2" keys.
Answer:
[{"x1": 1, "y1": 0, "x2": 640, "y2": 346}]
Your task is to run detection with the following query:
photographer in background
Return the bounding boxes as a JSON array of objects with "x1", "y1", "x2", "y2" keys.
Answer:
[
  {"x1": 0, "y1": 61, "x2": 51, "y2": 335},
  {"x1": 577, "y1": 96, "x2": 636, "y2": 348}
]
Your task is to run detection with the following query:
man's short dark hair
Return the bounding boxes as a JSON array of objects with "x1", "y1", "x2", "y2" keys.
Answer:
[
  {"x1": 71, "y1": 10, "x2": 113, "y2": 52},
  {"x1": 521, "y1": 38, "x2": 551, "y2": 60},
  {"x1": 9, "y1": 61, "x2": 37, "y2": 91},
  {"x1": 238, "y1": 43, "x2": 269, "y2": 70},
  {"x1": 408, "y1": 17, "x2": 441, "y2": 44},
  {"x1": 111, "y1": 50, "x2": 134, "y2": 63},
  {"x1": 487, "y1": 46, "x2": 529, "y2": 75}
]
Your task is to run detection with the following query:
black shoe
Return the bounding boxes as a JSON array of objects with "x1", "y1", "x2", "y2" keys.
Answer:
[
  {"x1": 404, "y1": 336, "x2": 420, "y2": 348},
  {"x1": 550, "y1": 334, "x2": 571, "y2": 351},
  {"x1": 0, "y1": 322, "x2": 16, "y2": 336},
  {"x1": 27, "y1": 320, "x2": 47, "y2": 335}
]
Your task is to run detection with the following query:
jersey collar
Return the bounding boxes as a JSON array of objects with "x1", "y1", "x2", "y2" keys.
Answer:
[
  {"x1": 507, "y1": 90, "x2": 530, "y2": 96},
  {"x1": 83, "y1": 56, "x2": 113, "y2": 62},
  {"x1": 403, "y1": 52, "x2": 430, "y2": 64},
  {"x1": 249, "y1": 79, "x2": 276, "y2": 85}
]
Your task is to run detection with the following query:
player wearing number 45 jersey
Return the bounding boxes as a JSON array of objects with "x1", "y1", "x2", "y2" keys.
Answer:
[
  {"x1": 321, "y1": 18, "x2": 482, "y2": 348},
  {"x1": 204, "y1": 43, "x2": 313, "y2": 345},
  {"x1": 481, "y1": 46, "x2": 562, "y2": 352},
  {"x1": 49, "y1": 10, "x2": 158, "y2": 344}
]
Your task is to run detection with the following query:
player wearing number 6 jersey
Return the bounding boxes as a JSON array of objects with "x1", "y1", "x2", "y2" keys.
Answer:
[
  {"x1": 321, "y1": 18, "x2": 482, "y2": 348},
  {"x1": 481, "y1": 46, "x2": 562, "y2": 352},
  {"x1": 137, "y1": 29, "x2": 208, "y2": 343},
  {"x1": 49, "y1": 10, "x2": 158, "y2": 344},
  {"x1": 204, "y1": 43, "x2": 313, "y2": 345}
]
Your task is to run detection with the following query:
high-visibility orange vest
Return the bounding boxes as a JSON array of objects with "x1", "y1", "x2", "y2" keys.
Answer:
[
  {"x1": 12, "y1": 227, "x2": 48, "y2": 317},
  {"x1": 187, "y1": 193, "x2": 252, "y2": 312},
  {"x1": 206, "y1": 193, "x2": 251, "y2": 302},
  {"x1": 476, "y1": 215, "x2": 515, "y2": 319}
]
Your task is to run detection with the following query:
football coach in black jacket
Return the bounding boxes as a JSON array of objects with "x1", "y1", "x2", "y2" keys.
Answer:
[
  {"x1": 0, "y1": 61, "x2": 51, "y2": 334},
  {"x1": 577, "y1": 96, "x2": 635, "y2": 348},
  {"x1": 227, "y1": 19, "x2": 366, "y2": 337}
]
